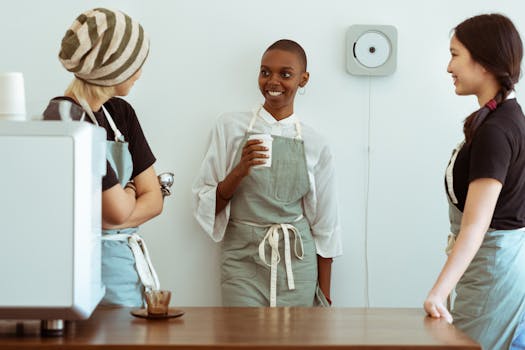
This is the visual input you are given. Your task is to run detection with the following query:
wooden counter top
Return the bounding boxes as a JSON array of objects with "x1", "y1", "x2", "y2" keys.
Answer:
[{"x1": 0, "y1": 306, "x2": 480, "y2": 349}]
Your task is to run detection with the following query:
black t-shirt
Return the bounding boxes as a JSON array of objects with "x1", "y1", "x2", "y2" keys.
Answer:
[
  {"x1": 452, "y1": 98, "x2": 525, "y2": 229},
  {"x1": 43, "y1": 96, "x2": 156, "y2": 191}
]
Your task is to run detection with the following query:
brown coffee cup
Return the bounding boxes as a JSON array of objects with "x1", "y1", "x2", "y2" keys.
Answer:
[{"x1": 145, "y1": 290, "x2": 171, "y2": 315}]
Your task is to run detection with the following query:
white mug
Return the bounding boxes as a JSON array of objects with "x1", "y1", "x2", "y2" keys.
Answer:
[
  {"x1": 0, "y1": 72, "x2": 26, "y2": 121},
  {"x1": 247, "y1": 134, "x2": 273, "y2": 168}
]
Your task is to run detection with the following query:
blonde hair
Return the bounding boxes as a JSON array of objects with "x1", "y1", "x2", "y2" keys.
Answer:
[{"x1": 65, "y1": 78, "x2": 116, "y2": 103}]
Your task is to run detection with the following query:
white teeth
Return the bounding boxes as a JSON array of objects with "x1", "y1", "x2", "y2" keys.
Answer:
[{"x1": 268, "y1": 91, "x2": 283, "y2": 96}]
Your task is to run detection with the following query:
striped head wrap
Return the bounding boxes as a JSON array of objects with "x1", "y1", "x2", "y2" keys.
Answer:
[{"x1": 59, "y1": 8, "x2": 149, "y2": 86}]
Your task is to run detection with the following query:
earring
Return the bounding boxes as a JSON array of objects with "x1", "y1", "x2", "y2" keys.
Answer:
[{"x1": 298, "y1": 86, "x2": 306, "y2": 95}]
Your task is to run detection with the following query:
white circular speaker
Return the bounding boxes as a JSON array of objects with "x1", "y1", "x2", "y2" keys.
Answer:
[{"x1": 354, "y1": 31, "x2": 391, "y2": 68}]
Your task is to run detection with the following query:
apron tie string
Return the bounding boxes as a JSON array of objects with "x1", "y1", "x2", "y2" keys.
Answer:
[
  {"x1": 446, "y1": 226, "x2": 525, "y2": 256},
  {"x1": 233, "y1": 216, "x2": 304, "y2": 307},
  {"x1": 445, "y1": 233, "x2": 457, "y2": 256},
  {"x1": 258, "y1": 224, "x2": 304, "y2": 307},
  {"x1": 102, "y1": 233, "x2": 160, "y2": 291}
]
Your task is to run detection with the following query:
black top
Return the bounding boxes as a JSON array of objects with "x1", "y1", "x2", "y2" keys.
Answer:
[
  {"x1": 452, "y1": 98, "x2": 525, "y2": 229},
  {"x1": 43, "y1": 97, "x2": 156, "y2": 191}
]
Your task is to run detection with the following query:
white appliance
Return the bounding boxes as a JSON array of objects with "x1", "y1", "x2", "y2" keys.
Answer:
[
  {"x1": 0, "y1": 72, "x2": 26, "y2": 121},
  {"x1": 0, "y1": 120, "x2": 106, "y2": 332}
]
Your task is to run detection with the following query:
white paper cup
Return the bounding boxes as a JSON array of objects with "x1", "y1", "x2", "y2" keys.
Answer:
[
  {"x1": 0, "y1": 72, "x2": 26, "y2": 121},
  {"x1": 247, "y1": 133, "x2": 273, "y2": 168}
]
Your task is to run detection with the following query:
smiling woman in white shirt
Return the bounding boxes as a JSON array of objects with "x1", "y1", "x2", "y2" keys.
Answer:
[{"x1": 192, "y1": 39, "x2": 342, "y2": 307}]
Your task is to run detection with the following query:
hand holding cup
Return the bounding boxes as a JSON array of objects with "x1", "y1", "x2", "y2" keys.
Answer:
[{"x1": 247, "y1": 134, "x2": 273, "y2": 168}]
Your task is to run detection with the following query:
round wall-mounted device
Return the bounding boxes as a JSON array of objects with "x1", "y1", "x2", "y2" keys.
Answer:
[{"x1": 346, "y1": 25, "x2": 397, "y2": 76}]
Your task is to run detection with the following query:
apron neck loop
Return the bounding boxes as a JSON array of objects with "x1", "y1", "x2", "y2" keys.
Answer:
[
  {"x1": 445, "y1": 140, "x2": 465, "y2": 205},
  {"x1": 101, "y1": 106, "x2": 125, "y2": 143},
  {"x1": 294, "y1": 119, "x2": 303, "y2": 140},
  {"x1": 250, "y1": 105, "x2": 303, "y2": 140},
  {"x1": 75, "y1": 94, "x2": 125, "y2": 143},
  {"x1": 75, "y1": 94, "x2": 99, "y2": 126}
]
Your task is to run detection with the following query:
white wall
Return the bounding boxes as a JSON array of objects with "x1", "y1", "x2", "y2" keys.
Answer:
[{"x1": 2, "y1": 0, "x2": 524, "y2": 307}]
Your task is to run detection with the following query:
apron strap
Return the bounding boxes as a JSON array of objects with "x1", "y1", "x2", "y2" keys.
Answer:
[
  {"x1": 258, "y1": 225, "x2": 280, "y2": 307},
  {"x1": 101, "y1": 105, "x2": 125, "y2": 143},
  {"x1": 73, "y1": 94, "x2": 125, "y2": 143},
  {"x1": 75, "y1": 95, "x2": 99, "y2": 126},
  {"x1": 445, "y1": 141, "x2": 464, "y2": 205},
  {"x1": 294, "y1": 119, "x2": 303, "y2": 140},
  {"x1": 102, "y1": 233, "x2": 160, "y2": 291}
]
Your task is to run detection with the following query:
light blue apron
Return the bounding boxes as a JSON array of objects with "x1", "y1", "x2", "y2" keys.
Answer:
[
  {"x1": 445, "y1": 141, "x2": 525, "y2": 350},
  {"x1": 77, "y1": 97, "x2": 159, "y2": 307},
  {"x1": 221, "y1": 107, "x2": 329, "y2": 307}
]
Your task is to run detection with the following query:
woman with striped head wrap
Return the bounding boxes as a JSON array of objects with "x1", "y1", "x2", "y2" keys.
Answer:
[{"x1": 43, "y1": 8, "x2": 164, "y2": 307}]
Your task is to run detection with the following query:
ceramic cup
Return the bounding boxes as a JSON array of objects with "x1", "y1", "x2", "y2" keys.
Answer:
[
  {"x1": 0, "y1": 72, "x2": 26, "y2": 121},
  {"x1": 145, "y1": 290, "x2": 171, "y2": 315},
  {"x1": 247, "y1": 134, "x2": 273, "y2": 168}
]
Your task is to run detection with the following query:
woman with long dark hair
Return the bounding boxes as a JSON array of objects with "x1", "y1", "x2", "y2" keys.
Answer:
[{"x1": 425, "y1": 13, "x2": 525, "y2": 350}]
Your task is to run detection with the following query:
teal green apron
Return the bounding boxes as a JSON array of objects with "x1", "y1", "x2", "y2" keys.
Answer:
[
  {"x1": 77, "y1": 97, "x2": 160, "y2": 307},
  {"x1": 221, "y1": 107, "x2": 329, "y2": 307},
  {"x1": 445, "y1": 141, "x2": 525, "y2": 350}
]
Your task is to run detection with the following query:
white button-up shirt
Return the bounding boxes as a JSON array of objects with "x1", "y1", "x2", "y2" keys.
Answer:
[{"x1": 192, "y1": 106, "x2": 342, "y2": 258}]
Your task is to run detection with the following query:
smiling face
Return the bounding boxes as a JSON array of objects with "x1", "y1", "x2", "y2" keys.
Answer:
[
  {"x1": 258, "y1": 49, "x2": 309, "y2": 119},
  {"x1": 447, "y1": 35, "x2": 489, "y2": 97}
]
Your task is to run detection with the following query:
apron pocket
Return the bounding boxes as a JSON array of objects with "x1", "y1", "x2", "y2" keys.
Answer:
[
  {"x1": 285, "y1": 237, "x2": 317, "y2": 282},
  {"x1": 221, "y1": 225, "x2": 257, "y2": 281},
  {"x1": 221, "y1": 253, "x2": 257, "y2": 281},
  {"x1": 272, "y1": 159, "x2": 308, "y2": 202}
]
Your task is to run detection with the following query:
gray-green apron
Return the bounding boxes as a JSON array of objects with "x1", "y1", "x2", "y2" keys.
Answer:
[
  {"x1": 77, "y1": 97, "x2": 160, "y2": 307},
  {"x1": 221, "y1": 108, "x2": 329, "y2": 307},
  {"x1": 445, "y1": 141, "x2": 525, "y2": 350}
]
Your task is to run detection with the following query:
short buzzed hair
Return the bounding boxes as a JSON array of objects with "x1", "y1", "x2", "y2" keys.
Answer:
[{"x1": 265, "y1": 39, "x2": 307, "y2": 71}]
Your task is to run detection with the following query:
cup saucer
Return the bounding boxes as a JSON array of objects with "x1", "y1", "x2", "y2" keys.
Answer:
[{"x1": 130, "y1": 308, "x2": 185, "y2": 320}]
